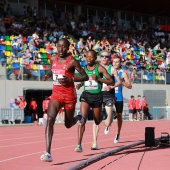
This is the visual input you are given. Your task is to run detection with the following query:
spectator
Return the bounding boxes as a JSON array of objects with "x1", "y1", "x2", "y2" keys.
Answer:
[
  {"x1": 19, "y1": 97, "x2": 27, "y2": 109},
  {"x1": 0, "y1": 50, "x2": 6, "y2": 66},
  {"x1": 127, "y1": 95, "x2": 135, "y2": 121},
  {"x1": 42, "y1": 96, "x2": 50, "y2": 116},
  {"x1": 135, "y1": 95, "x2": 141, "y2": 121},
  {"x1": 141, "y1": 96, "x2": 151, "y2": 120},
  {"x1": 29, "y1": 97, "x2": 37, "y2": 122}
]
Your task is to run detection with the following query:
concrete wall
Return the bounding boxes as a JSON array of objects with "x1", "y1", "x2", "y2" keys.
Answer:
[{"x1": 0, "y1": 80, "x2": 169, "y2": 111}]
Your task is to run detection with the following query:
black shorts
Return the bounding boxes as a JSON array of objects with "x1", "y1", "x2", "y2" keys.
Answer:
[
  {"x1": 129, "y1": 109, "x2": 134, "y2": 113},
  {"x1": 136, "y1": 109, "x2": 141, "y2": 113},
  {"x1": 143, "y1": 108, "x2": 148, "y2": 114},
  {"x1": 30, "y1": 109, "x2": 37, "y2": 114},
  {"x1": 115, "y1": 101, "x2": 123, "y2": 113},
  {"x1": 80, "y1": 91, "x2": 103, "y2": 108},
  {"x1": 102, "y1": 91, "x2": 115, "y2": 107}
]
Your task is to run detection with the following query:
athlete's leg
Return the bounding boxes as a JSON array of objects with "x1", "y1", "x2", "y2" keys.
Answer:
[
  {"x1": 104, "y1": 106, "x2": 113, "y2": 127},
  {"x1": 45, "y1": 100, "x2": 62, "y2": 154},
  {"x1": 77, "y1": 102, "x2": 90, "y2": 146},
  {"x1": 64, "y1": 107, "x2": 81, "y2": 128},
  {"x1": 117, "y1": 112, "x2": 123, "y2": 135},
  {"x1": 115, "y1": 101, "x2": 123, "y2": 136},
  {"x1": 92, "y1": 106, "x2": 102, "y2": 146},
  {"x1": 92, "y1": 122, "x2": 100, "y2": 147}
]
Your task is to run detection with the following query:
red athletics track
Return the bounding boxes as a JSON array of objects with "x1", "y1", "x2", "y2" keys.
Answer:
[{"x1": 0, "y1": 120, "x2": 170, "y2": 170}]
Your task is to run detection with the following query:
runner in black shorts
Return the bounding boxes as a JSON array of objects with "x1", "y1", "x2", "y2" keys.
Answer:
[
  {"x1": 113, "y1": 56, "x2": 132, "y2": 143},
  {"x1": 92, "y1": 50, "x2": 121, "y2": 150},
  {"x1": 75, "y1": 50, "x2": 114, "y2": 152}
]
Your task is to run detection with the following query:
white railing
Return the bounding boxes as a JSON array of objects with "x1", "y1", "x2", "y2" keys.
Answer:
[
  {"x1": 0, "y1": 108, "x2": 24, "y2": 124},
  {"x1": 152, "y1": 106, "x2": 170, "y2": 120}
]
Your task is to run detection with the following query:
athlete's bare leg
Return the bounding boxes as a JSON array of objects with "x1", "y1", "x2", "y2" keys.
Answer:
[
  {"x1": 117, "y1": 113, "x2": 123, "y2": 135},
  {"x1": 92, "y1": 122, "x2": 100, "y2": 146},
  {"x1": 77, "y1": 102, "x2": 90, "y2": 146},
  {"x1": 45, "y1": 100, "x2": 80, "y2": 154},
  {"x1": 92, "y1": 106, "x2": 102, "y2": 146},
  {"x1": 45, "y1": 100, "x2": 61, "y2": 154},
  {"x1": 104, "y1": 106, "x2": 113, "y2": 127}
]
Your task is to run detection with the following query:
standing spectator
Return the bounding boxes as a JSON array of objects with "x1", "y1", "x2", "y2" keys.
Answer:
[
  {"x1": 135, "y1": 95, "x2": 141, "y2": 121},
  {"x1": 29, "y1": 97, "x2": 37, "y2": 122},
  {"x1": 141, "y1": 96, "x2": 151, "y2": 120},
  {"x1": 19, "y1": 97, "x2": 27, "y2": 109},
  {"x1": 17, "y1": 53, "x2": 30, "y2": 80},
  {"x1": 42, "y1": 96, "x2": 50, "y2": 117},
  {"x1": 127, "y1": 95, "x2": 135, "y2": 121}
]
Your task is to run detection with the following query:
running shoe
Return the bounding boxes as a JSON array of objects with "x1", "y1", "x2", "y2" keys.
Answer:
[
  {"x1": 104, "y1": 126, "x2": 110, "y2": 135},
  {"x1": 114, "y1": 134, "x2": 120, "y2": 143},
  {"x1": 75, "y1": 145, "x2": 83, "y2": 152},
  {"x1": 40, "y1": 152, "x2": 53, "y2": 162},
  {"x1": 91, "y1": 143, "x2": 98, "y2": 150}
]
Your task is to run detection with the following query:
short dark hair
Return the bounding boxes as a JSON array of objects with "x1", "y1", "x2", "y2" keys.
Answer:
[
  {"x1": 58, "y1": 38, "x2": 70, "y2": 49},
  {"x1": 88, "y1": 49, "x2": 97, "y2": 58}
]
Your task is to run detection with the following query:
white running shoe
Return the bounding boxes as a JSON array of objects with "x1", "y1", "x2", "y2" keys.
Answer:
[
  {"x1": 40, "y1": 152, "x2": 53, "y2": 162},
  {"x1": 104, "y1": 126, "x2": 110, "y2": 135},
  {"x1": 114, "y1": 134, "x2": 120, "y2": 143},
  {"x1": 91, "y1": 143, "x2": 98, "y2": 150}
]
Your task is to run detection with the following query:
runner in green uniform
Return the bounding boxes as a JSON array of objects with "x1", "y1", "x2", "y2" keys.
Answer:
[{"x1": 75, "y1": 50, "x2": 114, "y2": 152}]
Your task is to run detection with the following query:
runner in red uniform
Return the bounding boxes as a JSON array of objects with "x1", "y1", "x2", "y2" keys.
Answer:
[{"x1": 40, "y1": 38, "x2": 88, "y2": 162}]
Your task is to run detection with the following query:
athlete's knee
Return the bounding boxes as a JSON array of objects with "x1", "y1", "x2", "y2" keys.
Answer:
[
  {"x1": 117, "y1": 113, "x2": 122, "y2": 119},
  {"x1": 47, "y1": 114, "x2": 56, "y2": 125},
  {"x1": 94, "y1": 119, "x2": 102, "y2": 125},
  {"x1": 65, "y1": 123, "x2": 72, "y2": 129}
]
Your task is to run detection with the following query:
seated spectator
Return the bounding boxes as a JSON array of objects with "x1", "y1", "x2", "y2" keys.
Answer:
[
  {"x1": 0, "y1": 50, "x2": 6, "y2": 66},
  {"x1": 77, "y1": 38, "x2": 84, "y2": 49},
  {"x1": 33, "y1": 52, "x2": 41, "y2": 64},
  {"x1": 6, "y1": 55, "x2": 13, "y2": 80},
  {"x1": 17, "y1": 54, "x2": 31, "y2": 80},
  {"x1": 68, "y1": 43, "x2": 77, "y2": 56}
]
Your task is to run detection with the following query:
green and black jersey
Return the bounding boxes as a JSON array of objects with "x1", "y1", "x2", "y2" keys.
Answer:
[{"x1": 84, "y1": 64, "x2": 102, "y2": 93}]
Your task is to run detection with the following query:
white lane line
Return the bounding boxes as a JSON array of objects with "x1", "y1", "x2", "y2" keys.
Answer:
[
  {"x1": 0, "y1": 133, "x2": 144, "y2": 163},
  {"x1": 0, "y1": 128, "x2": 145, "y2": 148}
]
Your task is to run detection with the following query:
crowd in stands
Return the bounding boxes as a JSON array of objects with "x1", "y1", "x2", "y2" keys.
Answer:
[{"x1": 0, "y1": 1, "x2": 170, "y2": 82}]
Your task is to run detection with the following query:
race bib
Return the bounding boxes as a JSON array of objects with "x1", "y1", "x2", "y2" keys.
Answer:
[
  {"x1": 52, "y1": 69, "x2": 65, "y2": 85},
  {"x1": 85, "y1": 77, "x2": 98, "y2": 90},
  {"x1": 102, "y1": 83, "x2": 107, "y2": 91},
  {"x1": 115, "y1": 87, "x2": 118, "y2": 93}
]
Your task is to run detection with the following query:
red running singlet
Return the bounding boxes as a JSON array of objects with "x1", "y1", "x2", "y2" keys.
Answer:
[{"x1": 51, "y1": 55, "x2": 76, "y2": 110}]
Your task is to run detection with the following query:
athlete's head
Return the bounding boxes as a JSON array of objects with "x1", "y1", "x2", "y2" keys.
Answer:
[
  {"x1": 112, "y1": 55, "x2": 122, "y2": 70},
  {"x1": 86, "y1": 50, "x2": 97, "y2": 66},
  {"x1": 100, "y1": 50, "x2": 110, "y2": 65},
  {"x1": 57, "y1": 38, "x2": 70, "y2": 58}
]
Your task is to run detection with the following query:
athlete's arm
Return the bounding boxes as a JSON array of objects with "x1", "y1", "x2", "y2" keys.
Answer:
[
  {"x1": 43, "y1": 55, "x2": 55, "y2": 80},
  {"x1": 110, "y1": 67, "x2": 121, "y2": 88},
  {"x1": 76, "y1": 82, "x2": 84, "y2": 90},
  {"x1": 96, "y1": 65, "x2": 114, "y2": 85},
  {"x1": 122, "y1": 70, "x2": 132, "y2": 89},
  {"x1": 69, "y1": 58, "x2": 89, "y2": 82}
]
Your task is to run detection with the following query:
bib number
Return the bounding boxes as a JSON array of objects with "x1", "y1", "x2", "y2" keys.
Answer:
[
  {"x1": 85, "y1": 77, "x2": 98, "y2": 90},
  {"x1": 52, "y1": 69, "x2": 65, "y2": 85},
  {"x1": 115, "y1": 87, "x2": 118, "y2": 93}
]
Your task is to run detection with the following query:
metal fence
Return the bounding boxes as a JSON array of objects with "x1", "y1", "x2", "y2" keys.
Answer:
[
  {"x1": 0, "y1": 108, "x2": 24, "y2": 124},
  {"x1": 152, "y1": 106, "x2": 170, "y2": 120},
  {"x1": 0, "y1": 65, "x2": 167, "y2": 84}
]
